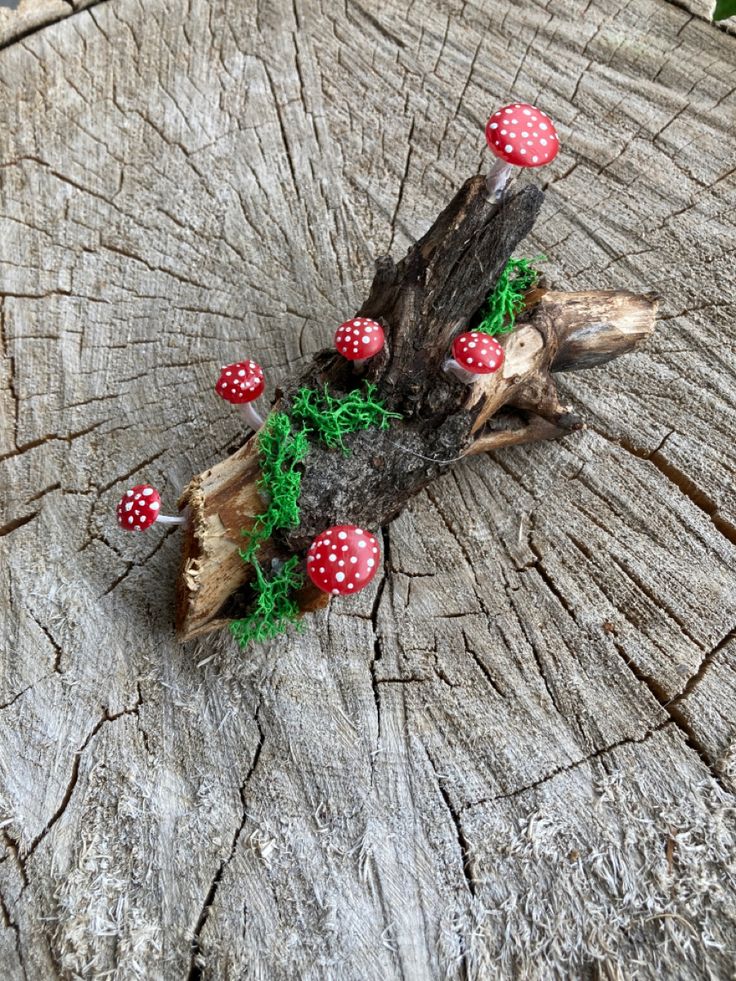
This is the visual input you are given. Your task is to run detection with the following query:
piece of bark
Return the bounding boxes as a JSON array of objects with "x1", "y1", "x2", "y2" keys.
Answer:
[{"x1": 177, "y1": 177, "x2": 657, "y2": 640}]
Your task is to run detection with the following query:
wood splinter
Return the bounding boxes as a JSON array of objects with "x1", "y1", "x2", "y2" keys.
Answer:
[{"x1": 175, "y1": 175, "x2": 658, "y2": 642}]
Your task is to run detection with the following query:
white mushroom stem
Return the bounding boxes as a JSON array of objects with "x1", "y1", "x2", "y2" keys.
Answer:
[
  {"x1": 443, "y1": 358, "x2": 477, "y2": 385},
  {"x1": 236, "y1": 402, "x2": 264, "y2": 430},
  {"x1": 155, "y1": 514, "x2": 185, "y2": 525},
  {"x1": 486, "y1": 158, "x2": 514, "y2": 198}
]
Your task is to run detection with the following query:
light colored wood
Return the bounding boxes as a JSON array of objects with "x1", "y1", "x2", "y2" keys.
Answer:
[
  {"x1": 0, "y1": 1, "x2": 735, "y2": 978},
  {"x1": 0, "y1": 0, "x2": 72, "y2": 48}
]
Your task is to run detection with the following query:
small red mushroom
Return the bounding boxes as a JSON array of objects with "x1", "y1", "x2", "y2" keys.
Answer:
[
  {"x1": 215, "y1": 360, "x2": 265, "y2": 430},
  {"x1": 116, "y1": 484, "x2": 184, "y2": 532},
  {"x1": 306, "y1": 525, "x2": 380, "y2": 596},
  {"x1": 444, "y1": 332, "x2": 505, "y2": 384},
  {"x1": 484, "y1": 103, "x2": 559, "y2": 197},
  {"x1": 335, "y1": 318, "x2": 385, "y2": 367}
]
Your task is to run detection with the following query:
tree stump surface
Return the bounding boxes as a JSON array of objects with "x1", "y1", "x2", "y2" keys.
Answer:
[{"x1": 1, "y1": 1, "x2": 735, "y2": 978}]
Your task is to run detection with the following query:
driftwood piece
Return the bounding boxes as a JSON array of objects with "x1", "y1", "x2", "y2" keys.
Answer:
[
  {"x1": 177, "y1": 176, "x2": 657, "y2": 640},
  {"x1": 2, "y1": 0, "x2": 736, "y2": 978}
]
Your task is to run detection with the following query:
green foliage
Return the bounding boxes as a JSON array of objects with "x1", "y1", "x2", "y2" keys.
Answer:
[
  {"x1": 290, "y1": 383, "x2": 402, "y2": 454},
  {"x1": 231, "y1": 384, "x2": 401, "y2": 648},
  {"x1": 476, "y1": 256, "x2": 543, "y2": 336},
  {"x1": 713, "y1": 0, "x2": 736, "y2": 20},
  {"x1": 240, "y1": 412, "x2": 309, "y2": 562},
  {"x1": 229, "y1": 557, "x2": 304, "y2": 648}
]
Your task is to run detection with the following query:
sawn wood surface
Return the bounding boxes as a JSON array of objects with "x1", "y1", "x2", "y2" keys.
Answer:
[{"x1": 1, "y1": 0, "x2": 735, "y2": 977}]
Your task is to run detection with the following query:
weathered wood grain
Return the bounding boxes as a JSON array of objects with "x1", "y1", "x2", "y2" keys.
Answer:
[{"x1": 1, "y1": 0, "x2": 735, "y2": 978}]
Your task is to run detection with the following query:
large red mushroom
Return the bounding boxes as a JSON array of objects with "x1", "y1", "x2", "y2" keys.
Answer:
[
  {"x1": 306, "y1": 525, "x2": 380, "y2": 596},
  {"x1": 215, "y1": 360, "x2": 265, "y2": 430},
  {"x1": 485, "y1": 103, "x2": 559, "y2": 197},
  {"x1": 116, "y1": 484, "x2": 184, "y2": 532},
  {"x1": 444, "y1": 331, "x2": 505, "y2": 384},
  {"x1": 335, "y1": 318, "x2": 385, "y2": 367}
]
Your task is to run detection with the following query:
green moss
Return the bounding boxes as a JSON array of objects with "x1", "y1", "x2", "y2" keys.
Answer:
[
  {"x1": 229, "y1": 557, "x2": 304, "y2": 647},
  {"x1": 231, "y1": 384, "x2": 401, "y2": 649},
  {"x1": 240, "y1": 412, "x2": 309, "y2": 563},
  {"x1": 290, "y1": 383, "x2": 402, "y2": 455},
  {"x1": 476, "y1": 256, "x2": 543, "y2": 336}
]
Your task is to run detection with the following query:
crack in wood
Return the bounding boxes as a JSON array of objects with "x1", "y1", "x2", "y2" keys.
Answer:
[
  {"x1": 98, "y1": 523, "x2": 180, "y2": 598},
  {"x1": 423, "y1": 748, "x2": 476, "y2": 901},
  {"x1": 0, "y1": 884, "x2": 26, "y2": 979},
  {"x1": 16, "y1": 691, "x2": 144, "y2": 873},
  {"x1": 460, "y1": 628, "x2": 504, "y2": 698},
  {"x1": 0, "y1": 420, "x2": 108, "y2": 465},
  {"x1": 0, "y1": 511, "x2": 39, "y2": 539},
  {"x1": 368, "y1": 526, "x2": 391, "y2": 784},
  {"x1": 670, "y1": 628, "x2": 736, "y2": 705},
  {"x1": 188, "y1": 706, "x2": 265, "y2": 980},
  {"x1": 609, "y1": 639, "x2": 734, "y2": 795},
  {"x1": 25, "y1": 609, "x2": 64, "y2": 674},
  {"x1": 593, "y1": 427, "x2": 736, "y2": 549},
  {"x1": 463, "y1": 723, "x2": 668, "y2": 811}
]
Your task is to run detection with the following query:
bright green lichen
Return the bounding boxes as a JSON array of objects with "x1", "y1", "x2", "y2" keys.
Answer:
[
  {"x1": 240, "y1": 412, "x2": 309, "y2": 563},
  {"x1": 476, "y1": 256, "x2": 544, "y2": 336},
  {"x1": 229, "y1": 557, "x2": 304, "y2": 648},
  {"x1": 290, "y1": 383, "x2": 402, "y2": 455}
]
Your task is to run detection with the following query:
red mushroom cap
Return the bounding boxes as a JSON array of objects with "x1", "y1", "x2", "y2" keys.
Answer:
[
  {"x1": 116, "y1": 484, "x2": 162, "y2": 531},
  {"x1": 335, "y1": 318, "x2": 385, "y2": 361},
  {"x1": 452, "y1": 332, "x2": 505, "y2": 375},
  {"x1": 306, "y1": 525, "x2": 380, "y2": 595},
  {"x1": 485, "y1": 103, "x2": 559, "y2": 168},
  {"x1": 215, "y1": 360, "x2": 265, "y2": 405}
]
